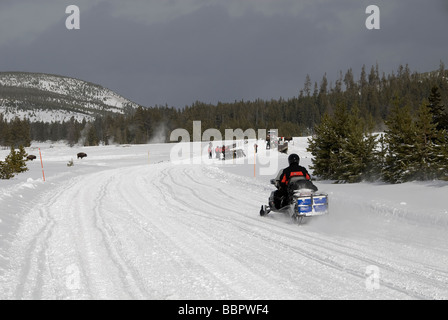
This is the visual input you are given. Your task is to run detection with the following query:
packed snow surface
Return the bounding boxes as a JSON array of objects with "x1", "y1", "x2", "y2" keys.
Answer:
[{"x1": 0, "y1": 138, "x2": 447, "y2": 299}]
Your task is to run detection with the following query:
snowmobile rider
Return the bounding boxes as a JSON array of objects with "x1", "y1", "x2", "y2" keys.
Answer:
[{"x1": 272, "y1": 153, "x2": 317, "y2": 210}]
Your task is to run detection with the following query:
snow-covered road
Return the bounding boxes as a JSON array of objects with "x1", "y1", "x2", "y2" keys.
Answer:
[{"x1": 1, "y1": 140, "x2": 448, "y2": 299}]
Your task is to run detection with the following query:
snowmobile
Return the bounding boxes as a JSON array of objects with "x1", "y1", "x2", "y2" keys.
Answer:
[{"x1": 260, "y1": 177, "x2": 329, "y2": 224}]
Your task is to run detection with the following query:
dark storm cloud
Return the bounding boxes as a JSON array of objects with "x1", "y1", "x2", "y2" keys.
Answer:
[{"x1": 1, "y1": 0, "x2": 447, "y2": 107}]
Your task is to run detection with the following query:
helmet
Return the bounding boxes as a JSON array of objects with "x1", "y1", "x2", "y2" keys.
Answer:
[{"x1": 288, "y1": 153, "x2": 300, "y2": 165}]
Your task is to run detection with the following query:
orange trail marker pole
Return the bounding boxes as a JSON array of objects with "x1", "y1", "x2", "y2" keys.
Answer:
[{"x1": 39, "y1": 148, "x2": 46, "y2": 182}]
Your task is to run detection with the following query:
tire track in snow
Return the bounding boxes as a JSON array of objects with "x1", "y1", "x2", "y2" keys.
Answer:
[
  {"x1": 135, "y1": 166, "x2": 285, "y2": 299},
  {"x1": 142, "y1": 165, "x2": 311, "y2": 298},
  {"x1": 5, "y1": 170, "x2": 157, "y2": 299},
  {"x1": 90, "y1": 164, "x2": 259, "y2": 299},
  {"x1": 65, "y1": 170, "x2": 162, "y2": 299},
  {"x1": 88, "y1": 164, "x2": 448, "y2": 299},
  {"x1": 89, "y1": 174, "x2": 149, "y2": 299},
  {"x1": 3, "y1": 160, "x2": 447, "y2": 299},
  {"x1": 152, "y1": 164, "x2": 446, "y2": 299},
  {"x1": 10, "y1": 177, "x2": 84, "y2": 299},
  {"x1": 146, "y1": 165, "x2": 396, "y2": 298},
  {"x1": 89, "y1": 170, "x2": 189, "y2": 299}
]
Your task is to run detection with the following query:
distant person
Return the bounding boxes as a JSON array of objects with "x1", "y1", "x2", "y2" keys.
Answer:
[
  {"x1": 215, "y1": 146, "x2": 220, "y2": 159},
  {"x1": 254, "y1": 143, "x2": 258, "y2": 153},
  {"x1": 208, "y1": 142, "x2": 213, "y2": 159}
]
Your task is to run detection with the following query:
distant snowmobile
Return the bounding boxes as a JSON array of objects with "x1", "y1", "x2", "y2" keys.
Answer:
[{"x1": 260, "y1": 177, "x2": 329, "y2": 224}]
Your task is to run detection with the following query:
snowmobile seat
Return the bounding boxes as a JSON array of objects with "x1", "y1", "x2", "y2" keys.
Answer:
[
  {"x1": 289, "y1": 176, "x2": 307, "y2": 183},
  {"x1": 288, "y1": 177, "x2": 318, "y2": 192}
]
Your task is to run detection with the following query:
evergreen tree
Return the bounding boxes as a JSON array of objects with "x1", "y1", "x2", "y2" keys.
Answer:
[
  {"x1": 0, "y1": 146, "x2": 28, "y2": 179},
  {"x1": 85, "y1": 125, "x2": 99, "y2": 146},
  {"x1": 9, "y1": 117, "x2": 31, "y2": 147},
  {"x1": 0, "y1": 159, "x2": 15, "y2": 179},
  {"x1": 335, "y1": 106, "x2": 378, "y2": 183},
  {"x1": 303, "y1": 74, "x2": 312, "y2": 97},
  {"x1": 15, "y1": 145, "x2": 29, "y2": 173},
  {"x1": 67, "y1": 117, "x2": 78, "y2": 147},
  {"x1": 0, "y1": 114, "x2": 10, "y2": 146},
  {"x1": 427, "y1": 86, "x2": 448, "y2": 131},
  {"x1": 413, "y1": 102, "x2": 447, "y2": 180},
  {"x1": 308, "y1": 103, "x2": 377, "y2": 182},
  {"x1": 382, "y1": 102, "x2": 417, "y2": 183},
  {"x1": 307, "y1": 113, "x2": 339, "y2": 180},
  {"x1": 371, "y1": 133, "x2": 387, "y2": 180}
]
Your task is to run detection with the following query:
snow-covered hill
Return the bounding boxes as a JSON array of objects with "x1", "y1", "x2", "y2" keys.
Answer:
[
  {"x1": 0, "y1": 72, "x2": 140, "y2": 123},
  {"x1": 0, "y1": 138, "x2": 447, "y2": 299}
]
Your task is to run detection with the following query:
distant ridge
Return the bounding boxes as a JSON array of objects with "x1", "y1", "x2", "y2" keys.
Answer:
[{"x1": 0, "y1": 72, "x2": 140, "y2": 123}]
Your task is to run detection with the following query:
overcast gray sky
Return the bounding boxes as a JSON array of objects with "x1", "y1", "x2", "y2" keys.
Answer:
[{"x1": 1, "y1": 0, "x2": 447, "y2": 107}]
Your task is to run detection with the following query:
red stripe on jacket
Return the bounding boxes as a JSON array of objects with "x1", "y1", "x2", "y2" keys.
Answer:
[{"x1": 281, "y1": 171, "x2": 310, "y2": 184}]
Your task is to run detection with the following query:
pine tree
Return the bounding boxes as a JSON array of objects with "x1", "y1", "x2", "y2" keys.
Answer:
[
  {"x1": 308, "y1": 104, "x2": 377, "y2": 182},
  {"x1": 0, "y1": 146, "x2": 28, "y2": 179},
  {"x1": 371, "y1": 133, "x2": 387, "y2": 180},
  {"x1": 413, "y1": 102, "x2": 447, "y2": 180},
  {"x1": 307, "y1": 113, "x2": 340, "y2": 180},
  {"x1": 331, "y1": 105, "x2": 377, "y2": 183},
  {"x1": 85, "y1": 125, "x2": 99, "y2": 146},
  {"x1": 9, "y1": 117, "x2": 31, "y2": 148},
  {"x1": 0, "y1": 114, "x2": 7, "y2": 146},
  {"x1": 0, "y1": 161, "x2": 14, "y2": 179},
  {"x1": 303, "y1": 74, "x2": 312, "y2": 97},
  {"x1": 16, "y1": 146, "x2": 29, "y2": 173},
  {"x1": 5, "y1": 146, "x2": 28, "y2": 174},
  {"x1": 427, "y1": 86, "x2": 448, "y2": 131},
  {"x1": 440, "y1": 140, "x2": 448, "y2": 181},
  {"x1": 67, "y1": 117, "x2": 77, "y2": 147},
  {"x1": 382, "y1": 101, "x2": 417, "y2": 183}
]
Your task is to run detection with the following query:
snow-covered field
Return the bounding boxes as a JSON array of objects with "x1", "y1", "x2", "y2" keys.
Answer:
[{"x1": 0, "y1": 138, "x2": 447, "y2": 300}]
